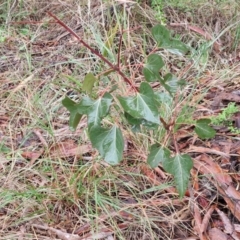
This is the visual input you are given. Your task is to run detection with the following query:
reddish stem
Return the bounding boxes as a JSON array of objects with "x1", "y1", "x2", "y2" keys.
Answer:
[{"x1": 47, "y1": 12, "x2": 138, "y2": 92}]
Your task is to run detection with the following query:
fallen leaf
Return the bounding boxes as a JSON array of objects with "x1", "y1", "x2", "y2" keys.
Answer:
[
  {"x1": 199, "y1": 154, "x2": 232, "y2": 184},
  {"x1": 22, "y1": 150, "x2": 44, "y2": 165},
  {"x1": 234, "y1": 112, "x2": 240, "y2": 129},
  {"x1": 191, "y1": 168, "x2": 199, "y2": 191},
  {"x1": 140, "y1": 164, "x2": 161, "y2": 185},
  {"x1": 188, "y1": 146, "x2": 229, "y2": 158},
  {"x1": 198, "y1": 197, "x2": 210, "y2": 209},
  {"x1": 194, "y1": 155, "x2": 240, "y2": 221},
  {"x1": 49, "y1": 140, "x2": 91, "y2": 159},
  {"x1": 193, "y1": 201, "x2": 205, "y2": 240},
  {"x1": 234, "y1": 224, "x2": 240, "y2": 232},
  {"x1": 208, "y1": 228, "x2": 228, "y2": 240},
  {"x1": 201, "y1": 205, "x2": 215, "y2": 233},
  {"x1": 215, "y1": 207, "x2": 239, "y2": 240}
]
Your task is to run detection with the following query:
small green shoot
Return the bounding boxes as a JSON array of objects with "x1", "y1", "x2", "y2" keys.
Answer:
[
  {"x1": 55, "y1": 17, "x2": 214, "y2": 198},
  {"x1": 211, "y1": 102, "x2": 240, "y2": 134}
]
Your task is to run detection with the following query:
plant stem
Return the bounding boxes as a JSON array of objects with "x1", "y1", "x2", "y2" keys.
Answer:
[{"x1": 47, "y1": 12, "x2": 138, "y2": 92}]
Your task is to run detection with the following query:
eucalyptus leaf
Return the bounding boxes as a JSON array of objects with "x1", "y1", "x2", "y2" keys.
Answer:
[{"x1": 89, "y1": 125, "x2": 124, "y2": 165}]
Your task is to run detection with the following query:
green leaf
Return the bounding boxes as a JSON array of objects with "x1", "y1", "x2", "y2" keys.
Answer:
[
  {"x1": 64, "y1": 93, "x2": 113, "y2": 130},
  {"x1": 195, "y1": 119, "x2": 216, "y2": 139},
  {"x1": 124, "y1": 112, "x2": 142, "y2": 125},
  {"x1": 89, "y1": 125, "x2": 124, "y2": 165},
  {"x1": 163, "y1": 73, "x2": 181, "y2": 94},
  {"x1": 62, "y1": 96, "x2": 83, "y2": 131},
  {"x1": 154, "y1": 91, "x2": 173, "y2": 104},
  {"x1": 151, "y1": 25, "x2": 189, "y2": 56},
  {"x1": 152, "y1": 25, "x2": 170, "y2": 45},
  {"x1": 77, "y1": 96, "x2": 94, "y2": 115},
  {"x1": 118, "y1": 82, "x2": 160, "y2": 125},
  {"x1": 163, "y1": 154, "x2": 193, "y2": 198},
  {"x1": 0, "y1": 143, "x2": 11, "y2": 154},
  {"x1": 162, "y1": 39, "x2": 189, "y2": 56},
  {"x1": 124, "y1": 112, "x2": 159, "y2": 130},
  {"x1": 143, "y1": 54, "x2": 164, "y2": 82},
  {"x1": 82, "y1": 73, "x2": 97, "y2": 94},
  {"x1": 147, "y1": 144, "x2": 171, "y2": 168},
  {"x1": 87, "y1": 93, "x2": 112, "y2": 127}
]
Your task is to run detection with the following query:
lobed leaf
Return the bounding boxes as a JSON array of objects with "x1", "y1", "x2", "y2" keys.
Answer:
[
  {"x1": 89, "y1": 125, "x2": 124, "y2": 165},
  {"x1": 161, "y1": 39, "x2": 189, "y2": 55},
  {"x1": 147, "y1": 144, "x2": 171, "y2": 168},
  {"x1": 152, "y1": 25, "x2": 170, "y2": 45},
  {"x1": 118, "y1": 82, "x2": 160, "y2": 125},
  {"x1": 195, "y1": 119, "x2": 216, "y2": 139},
  {"x1": 151, "y1": 25, "x2": 189, "y2": 56},
  {"x1": 143, "y1": 54, "x2": 164, "y2": 82},
  {"x1": 86, "y1": 93, "x2": 112, "y2": 127},
  {"x1": 163, "y1": 154, "x2": 193, "y2": 198},
  {"x1": 63, "y1": 93, "x2": 113, "y2": 131},
  {"x1": 162, "y1": 154, "x2": 193, "y2": 198}
]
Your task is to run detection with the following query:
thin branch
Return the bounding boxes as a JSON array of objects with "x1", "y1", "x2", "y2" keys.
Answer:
[{"x1": 47, "y1": 12, "x2": 138, "y2": 92}]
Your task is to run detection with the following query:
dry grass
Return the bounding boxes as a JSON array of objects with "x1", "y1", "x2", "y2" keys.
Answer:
[{"x1": 1, "y1": 0, "x2": 240, "y2": 239}]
